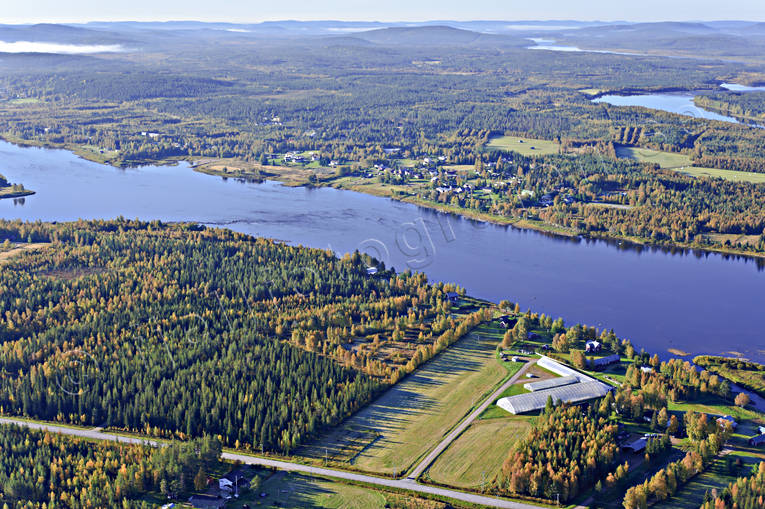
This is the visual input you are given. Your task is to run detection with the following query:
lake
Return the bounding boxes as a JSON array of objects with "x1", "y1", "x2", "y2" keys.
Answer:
[
  {"x1": 591, "y1": 83, "x2": 765, "y2": 127},
  {"x1": 721, "y1": 83, "x2": 765, "y2": 92},
  {"x1": 592, "y1": 92, "x2": 747, "y2": 124},
  {"x1": 1, "y1": 140, "x2": 764, "y2": 361}
]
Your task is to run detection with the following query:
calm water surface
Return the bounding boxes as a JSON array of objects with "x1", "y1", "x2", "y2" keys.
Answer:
[
  {"x1": 592, "y1": 83, "x2": 765, "y2": 127},
  {"x1": 592, "y1": 93, "x2": 747, "y2": 124},
  {"x1": 1, "y1": 140, "x2": 764, "y2": 361}
]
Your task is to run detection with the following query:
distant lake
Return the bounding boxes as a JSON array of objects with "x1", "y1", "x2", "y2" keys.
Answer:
[
  {"x1": 721, "y1": 83, "x2": 765, "y2": 92},
  {"x1": 591, "y1": 92, "x2": 747, "y2": 124},
  {"x1": 526, "y1": 38, "x2": 640, "y2": 56},
  {"x1": 1, "y1": 140, "x2": 764, "y2": 361}
]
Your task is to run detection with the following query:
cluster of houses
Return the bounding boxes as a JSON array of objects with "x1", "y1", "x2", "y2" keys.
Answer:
[
  {"x1": 282, "y1": 151, "x2": 319, "y2": 164},
  {"x1": 539, "y1": 191, "x2": 576, "y2": 207}
]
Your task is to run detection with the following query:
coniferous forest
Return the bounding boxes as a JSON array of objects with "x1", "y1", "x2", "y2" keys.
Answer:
[
  {"x1": 0, "y1": 219, "x2": 465, "y2": 453},
  {"x1": 0, "y1": 423, "x2": 222, "y2": 508}
]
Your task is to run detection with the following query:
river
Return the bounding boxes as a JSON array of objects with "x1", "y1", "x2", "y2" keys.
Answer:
[{"x1": 1, "y1": 140, "x2": 764, "y2": 361}]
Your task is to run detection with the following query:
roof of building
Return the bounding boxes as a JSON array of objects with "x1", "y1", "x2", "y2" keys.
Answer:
[
  {"x1": 497, "y1": 356, "x2": 612, "y2": 415},
  {"x1": 591, "y1": 354, "x2": 621, "y2": 366},
  {"x1": 537, "y1": 355, "x2": 590, "y2": 382},
  {"x1": 524, "y1": 375, "x2": 579, "y2": 392},
  {"x1": 624, "y1": 437, "x2": 647, "y2": 452},
  {"x1": 497, "y1": 380, "x2": 612, "y2": 415}
]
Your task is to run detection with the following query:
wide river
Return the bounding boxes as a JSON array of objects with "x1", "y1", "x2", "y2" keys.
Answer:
[{"x1": 1, "y1": 140, "x2": 764, "y2": 361}]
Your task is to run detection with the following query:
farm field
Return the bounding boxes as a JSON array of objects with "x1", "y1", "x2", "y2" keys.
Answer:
[
  {"x1": 485, "y1": 135, "x2": 561, "y2": 156},
  {"x1": 297, "y1": 322, "x2": 516, "y2": 475},
  {"x1": 614, "y1": 145, "x2": 691, "y2": 168},
  {"x1": 673, "y1": 166, "x2": 765, "y2": 183},
  {"x1": 426, "y1": 415, "x2": 534, "y2": 489}
]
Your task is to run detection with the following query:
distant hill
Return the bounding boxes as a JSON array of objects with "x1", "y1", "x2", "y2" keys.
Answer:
[
  {"x1": 352, "y1": 25, "x2": 516, "y2": 46},
  {"x1": 0, "y1": 23, "x2": 134, "y2": 45}
]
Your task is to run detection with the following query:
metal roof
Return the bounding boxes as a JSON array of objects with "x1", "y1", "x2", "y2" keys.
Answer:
[
  {"x1": 497, "y1": 380, "x2": 612, "y2": 414},
  {"x1": 537, "y1": 356, "x2": 590, "y2": 382},
  {"x1": 523, "y1": 375, "x2": 578, "y2": 392}
]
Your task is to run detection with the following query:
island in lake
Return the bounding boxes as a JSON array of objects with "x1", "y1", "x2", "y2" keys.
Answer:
[{"x1": 0, "y1": 173, "x2": 34, "y2": 199}]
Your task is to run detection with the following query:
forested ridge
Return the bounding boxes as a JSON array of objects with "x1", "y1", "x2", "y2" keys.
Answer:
[{"x1": 0, "y1": 219, "x2": 467, "y2": 452}]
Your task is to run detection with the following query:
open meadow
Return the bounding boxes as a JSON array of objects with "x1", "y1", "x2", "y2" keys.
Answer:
[
  {"x1": 614, "y1": 145, "x2": 691, "y2": 168},
  {"x1": 297, "y1": 322, "x2": 518, "y2": 476},
  {"x1": 673, "y1": 166, "x2": 765, "y2": 183},
  {"x1": 226, "y1": 471, "x2": 447, "y2": 509},
  {"x1": 426, "y1": 415, "x2": 534, "y2": 489},
  {"x1": 485, "y1": 136, "x2": 561, "y2": 156}
]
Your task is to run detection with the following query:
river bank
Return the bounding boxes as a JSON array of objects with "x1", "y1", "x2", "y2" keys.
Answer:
[
  {"x1": 2, "y1": 138, "x2": 764, "y2": 361},
  {"x1": 3, "y1": 133, "x2": 763, "y2": 261}
]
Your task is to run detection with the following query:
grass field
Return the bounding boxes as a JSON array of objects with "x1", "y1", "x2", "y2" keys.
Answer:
[
  {"x1": 673, "y1": 166, "x2": 765, "y2": 184},
  {"x1": 298, "y1": 323, "x2": 517, "y2": 475},
  {"x1": 615, "y1": 145, "x2": 691, "y2": 169},
  {"x1": 485, "y1": 136, "x2": 560, "y2": 156},
  {"x1": 227, "y1": 471, "x2": 447, "y2": 509},
  {"x1": 426, "y1": 416, "x2": 533, "y2": 489},
  {"x1": 7, "y1": 98, "x2": 41, "y2": 105},
  {"x1": 652, "y1": 456, "x2": 761, "y2": 509}
]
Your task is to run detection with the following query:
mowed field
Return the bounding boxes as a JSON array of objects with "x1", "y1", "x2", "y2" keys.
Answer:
[
  {"x1": 615, "y1": 145, "x2": 691, "y2": 168},
  {"x1": 485, "y1": 136, "x2": 560, "y2": 156},
  {"x1": 226, "y1": 471, "x2": 446, "y2": 509},
  {"x1": 673, "y1": 166, "x2": 765, "y2": 183},
  {"x1": 426, "y1": 415, "x2": 534, "y2": 489},
  {"x1": 297, "y1": 323, "x2": 514, "y2": 475}
]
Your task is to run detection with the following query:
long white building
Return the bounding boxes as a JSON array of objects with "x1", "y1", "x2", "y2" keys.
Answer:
[{"x1": 497, "y1": 356, "x2": 613, "y2": 415}]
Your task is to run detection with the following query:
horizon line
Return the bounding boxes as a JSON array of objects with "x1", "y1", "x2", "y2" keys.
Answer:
[{"x1": 1, "y1": 18, "x2": 762, "y2": 25}]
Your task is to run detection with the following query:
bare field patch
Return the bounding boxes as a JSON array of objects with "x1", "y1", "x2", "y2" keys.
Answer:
[{"x1": 0, "y1": 243, "x2": 50, "y2": 263}]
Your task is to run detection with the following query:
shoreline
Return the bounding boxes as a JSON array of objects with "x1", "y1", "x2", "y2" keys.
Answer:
[
  {"x1": 1, "y1": 135, "x2": 764, "y2": 262},
  {"x1": 0, "y1": 188, "x2": 35, "y2": 200}
]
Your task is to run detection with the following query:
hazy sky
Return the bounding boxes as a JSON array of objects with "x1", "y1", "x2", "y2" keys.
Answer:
[{"x1": 2, "y1": 0, "x2": 764, "y2": 24}]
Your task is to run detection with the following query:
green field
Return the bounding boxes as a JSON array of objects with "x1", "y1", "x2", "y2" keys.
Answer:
[
  {"x1": 227, "y1": 471, "x2": 446, "y2": 509},
  {"x1": 7, "y1": 98, "x2": 40, "y2": 105},
  {"x1": 652, "y1": 456, "x2": 761, "y2": 509},
  {"x1": 485, "y1": 136, "x2": 560, "y2": 156},
  {"x1": 674, "y1": 166, "x2": 765, "y2": 184},
  {"x1": 298, "y1": 323, "x2": 517, "y2": 475},
  {"x1": 427, "y1": 415, "x2": 534, "y2": 489},
  {"x1": 615, "y1": 145, "x2": 691, "y2": 168}
]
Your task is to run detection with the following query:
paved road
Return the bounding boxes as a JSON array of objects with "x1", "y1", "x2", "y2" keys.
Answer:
[
  {"x1": 0, "y1": 417, "x2": 543, "y2": 509},
  {"x1": 407, "y1": 359, "x2": 538, "y2": 480}
]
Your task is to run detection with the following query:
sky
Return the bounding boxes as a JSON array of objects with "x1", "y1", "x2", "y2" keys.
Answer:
[{"x1": 2, "y1": 0, "x2": 764, "y2": 24}]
